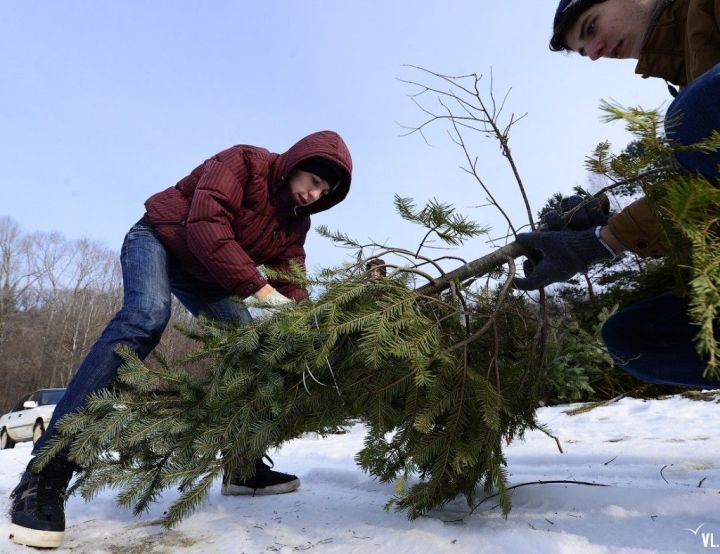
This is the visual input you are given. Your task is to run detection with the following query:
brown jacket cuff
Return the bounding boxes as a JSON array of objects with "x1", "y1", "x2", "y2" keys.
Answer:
[{"x1": 607, "y1": 197, "x2": 669, "y2": 257}]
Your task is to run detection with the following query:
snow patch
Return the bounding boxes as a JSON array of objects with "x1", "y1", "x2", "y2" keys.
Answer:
[{"x1": 1, "y1": 394, "x2": 719, "y2": 553}]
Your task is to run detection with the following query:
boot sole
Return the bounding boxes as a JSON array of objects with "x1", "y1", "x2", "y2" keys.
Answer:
[
  {"x1": 221, "y1": 478, "x2": 300, "y2": 496},
  {"x1": 9, "y1": 523, "x2": 64, "y2": 548}
]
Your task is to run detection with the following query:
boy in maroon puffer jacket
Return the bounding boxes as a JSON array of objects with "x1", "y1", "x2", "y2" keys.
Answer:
[{"x1": 9, "y1": 130, "x2": 353, "y2": 549}]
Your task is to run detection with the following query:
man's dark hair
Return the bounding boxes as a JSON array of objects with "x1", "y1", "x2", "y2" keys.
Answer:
[
  {"x1": 365, "y1": 258, "x2": 387, "y2": 277},
  {"x1": 550, "y1": 0, "x2": 608, "y2": 52}
]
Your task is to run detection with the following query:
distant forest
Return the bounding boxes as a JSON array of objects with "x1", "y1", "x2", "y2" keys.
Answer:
[{"x1": 0, "y1": 216, "x2": 198, "y2": 413}]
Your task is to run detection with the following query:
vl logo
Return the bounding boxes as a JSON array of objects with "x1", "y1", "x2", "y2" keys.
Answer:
[{"x1": 685, "y1": 524, "x2": 720, "y2": 548}]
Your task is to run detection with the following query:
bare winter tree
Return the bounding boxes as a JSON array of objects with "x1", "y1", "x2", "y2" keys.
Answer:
[
  {"x1": 0, "y1": 217, "x2": 221, "y2": 412},
  {"x1": 0, "y1": 217, "x2": 42, "y2": 345}
]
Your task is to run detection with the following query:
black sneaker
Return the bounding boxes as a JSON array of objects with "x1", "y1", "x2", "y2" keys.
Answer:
[
  {"x1": 8, "y1": 458, "x2": 75, "y2": 548},
  {"x1": 221, "y1": 456, "x2": 300, "y2": 496}
]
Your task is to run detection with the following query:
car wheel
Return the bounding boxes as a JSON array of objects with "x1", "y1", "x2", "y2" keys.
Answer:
[
  {"x1": 32, "y1": 420, "x2": 45, "y2": 444},
  {"x1": 1, "y1": 427, "x2": 15, "y2": 449}
]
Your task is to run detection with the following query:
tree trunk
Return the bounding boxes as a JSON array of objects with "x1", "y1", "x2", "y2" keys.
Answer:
[{"x1": 416, "y1": 242, "x2": 528, "y2": 295}]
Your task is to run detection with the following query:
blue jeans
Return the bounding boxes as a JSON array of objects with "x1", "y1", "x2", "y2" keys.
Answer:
[
  {"x1": 33, "y1": 217, "x2": 250, "y2": 454},
  {"x1": 601, "y1": 293, "x2": 720, "y2": 388},
  {"x1": 666, "y1": 61, "x2": 720, "y2": 182}
]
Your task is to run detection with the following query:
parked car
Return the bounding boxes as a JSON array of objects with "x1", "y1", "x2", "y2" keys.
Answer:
[{"x1": 0, "y1": 388, "x2": 66, "y2": 449}]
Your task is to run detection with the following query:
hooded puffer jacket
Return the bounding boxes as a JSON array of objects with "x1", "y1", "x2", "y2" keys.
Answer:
[
  {"x1": 144, "y1": 130, "x2": 352, "y2": 301},
  {"x1": 609, "y1": 0, "x2": 720, "y2": 256}
]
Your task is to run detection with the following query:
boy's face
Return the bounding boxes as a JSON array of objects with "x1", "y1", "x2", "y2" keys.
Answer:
[
  {"x1": 288, "y1": 170, "x2": 331, "y2": 207},
  {"x1": 564, "y1": 0, "x2": 652, "y2": 61}
]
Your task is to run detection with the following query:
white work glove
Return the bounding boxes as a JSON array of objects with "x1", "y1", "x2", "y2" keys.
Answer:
[{"x1": 254, "y1": 284, "x2": 293, "y2": 312}]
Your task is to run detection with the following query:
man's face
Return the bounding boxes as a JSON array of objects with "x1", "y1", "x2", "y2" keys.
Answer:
[{"x1": 565, "y1": 0, "x2": 652, "y2": 61}]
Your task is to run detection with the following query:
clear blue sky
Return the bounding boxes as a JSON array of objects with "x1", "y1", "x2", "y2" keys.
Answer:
[{"x1": 0, "y1": 1, "x2": 671, "y2": 273}]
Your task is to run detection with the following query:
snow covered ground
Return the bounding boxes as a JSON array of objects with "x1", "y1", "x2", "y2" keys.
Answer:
[{"x1": 1, "y1": 394, "x2": 719, "y2": 553}]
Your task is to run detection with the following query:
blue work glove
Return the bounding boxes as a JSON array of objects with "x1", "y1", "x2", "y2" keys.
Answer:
[
  {"x1": 540, "y1": 194, "x2": 610, "y2": 231},
  {"x1": 513, "y1": 227, "x2": 615, "y2": 290}
]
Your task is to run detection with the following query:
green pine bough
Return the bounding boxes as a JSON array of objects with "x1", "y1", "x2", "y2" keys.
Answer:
[
  {"x1": 659, "y1": 174, "x2": 720, "y2": 377},
  {"x1": 596, "y1": 102, "x2": 720, "y2": 380},
  {"x1": 36, "y1": 257, "x2": 541, "y2": 527}
]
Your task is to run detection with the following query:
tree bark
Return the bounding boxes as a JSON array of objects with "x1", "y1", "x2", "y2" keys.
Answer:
[{"x1": 416, "y1": 242, "x2": 528, "y2": 295}]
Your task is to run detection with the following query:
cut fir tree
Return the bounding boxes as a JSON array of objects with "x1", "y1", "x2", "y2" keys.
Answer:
[{"x1": 35, "y1": 197, "x2": 543, "y2": 527}]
